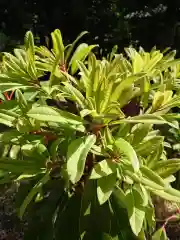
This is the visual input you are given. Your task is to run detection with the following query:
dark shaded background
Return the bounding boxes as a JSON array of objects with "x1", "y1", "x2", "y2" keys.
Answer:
[{"x1": 0, "y1": 1, "x2": 180, "y2": 54}]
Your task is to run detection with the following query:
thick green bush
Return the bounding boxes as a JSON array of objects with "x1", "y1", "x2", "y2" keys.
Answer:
[{"x1": 0, "y1": 30, "x2": 180, "y2": 239}]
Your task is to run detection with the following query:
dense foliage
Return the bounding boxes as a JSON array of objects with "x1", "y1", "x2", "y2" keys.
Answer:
[{"x1": 0, "y1": 30, "x2": 180, "y2": 239}]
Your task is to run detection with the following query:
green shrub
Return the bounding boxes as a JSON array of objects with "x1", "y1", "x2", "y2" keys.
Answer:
[{"x1": 0, "y1": 30, "x2": 180, "y2": 239}]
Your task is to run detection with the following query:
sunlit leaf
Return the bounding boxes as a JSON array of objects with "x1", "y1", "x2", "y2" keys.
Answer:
[
  {"x1": 90, "y1": 159, "x2": 117, "y2": 179},
  {"x1": 125, "y1": 188, "x2": 145, "y2": 236},
  {"x1": 67, "y1": 135, "x2": 96, "y2": 183},
  {"x1": 114, "y1": 138, "x2": 139, "y2": 172},
  {"x1": 27, "y1": 106, "x2": 85, "y2": 132},
  {"x1": 97, "y1": 173, "x2": 117, "y2": 205}
]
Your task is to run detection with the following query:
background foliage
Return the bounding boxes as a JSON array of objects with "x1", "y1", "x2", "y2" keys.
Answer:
[{"x1": 1, "y1": 1, "x2": 180, "y2": 53}]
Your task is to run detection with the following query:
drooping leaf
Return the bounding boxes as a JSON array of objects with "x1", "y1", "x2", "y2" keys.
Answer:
[
  {"x1": 67, "y1": 135, "x2": 96, "y2": 183},
  {"x1": 49, "y1": 138, "x2": 64, "y2": 161},
  {"x1": 125, "y1": 188, "x2": 145, "y2": 236},
  {"x1": 19, "y1": 172, "x2": 50, "y2": 219},
  {"x1": 97, "y1": 173, "x2": 117, "y2": 205}
]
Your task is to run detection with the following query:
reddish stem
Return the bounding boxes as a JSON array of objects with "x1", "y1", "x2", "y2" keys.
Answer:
[
  {"x1": 9, "y1": 91, "x2": 14, "y2": 100},
  {"x1": 3, "y1": 91, "x2": 14, "y2": 101},
  {"x1": 162, "y1": 213, "x2": 180, "y2": 230},
  {"x1": 4, "y1": 92, "x2": 10, "y2": 100},
  {"x1": 59, "y1": 64, "x2": 67, "y2": 72}
]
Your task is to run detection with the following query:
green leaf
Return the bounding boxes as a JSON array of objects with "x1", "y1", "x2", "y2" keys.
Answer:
[
  {"x1": 4, "y1": 52, "x2": 27, "y2": 76},
  {"x1": 115, "y1": 123, "x2": 131, "y2": 138},
  {"x1": 114, "y1": 138, "x2": 139, "y2": 172},
  {"x1": 19, "y1": 172, "x2": 50, "y2": 219},
  {"x1": 144, "y1": 52, "x2": 163, "y2": 72},
  {"x1": 131, "y1": 124, "x2": 151, "y2": 145},
  {"x1": 63, "y1": 82, "x2": 87, "y2": 108},
  {"x1": 0, "y1": 82, "x2": 33, "y2": 92},
  {"x1": 65, "y1": 31, "x2": 88, "y2": 63},
  {"x1": 51, "y1": 29, "x2": 64, "y2": 64},
  {"x1": 9, "y1": 145, "x2": 21, "y2": 159},
  {"x1": 125, "y1": 188, "x2": 145, "y2": 236},
  {"x1": 0, "y1": 109, "x2": 17, "y2": 126},
  {"x1": 100, "y1": 81, "x2": 114, "y2": 113},
  {"x1": 80, "y1": 109, "x2": 95, "y2": 118},
  {"x1": 27, "y1": 106, "x2": 85, "y2": 132},
  {"x1": 123, "y1": 169, "x2": 164, "y2": 190},
  {"x1": 0, "y1": 130, "x2": 23, "y2": 144},
  {"x1": 70, "y1": 43, "x2": 97, "y2": 74},
  {"x1": 0, "y1": 157, "x2": 43, "y2": 173},
  {"x1": 111, "y1": 190, "x2": 137, "y2": 240},
  {"x1": 90, "y1": 159, "x2": 117, "y2": 179},
  {"x1": 112, "y1": 186, "x2": 127, "y2": 208},
  {"x1": 165, "y1": 186, "x2": 180, "y2": 199},
  {"x1": 147, "y1": 143, "x2": 163, "y2": 168},
  {"x1": 140, "y1": 165, "x2": 165, "y2": 187},
  {"x1": 152, "y1": 227, "x2": 168, "y2": 240},
  {"x1": 104, "y1": 126, "x2": 114, "y2": 145},
  {"x1": 25, "y1": 31, "x2": 35, "y2": 62},
  {"x1": 24, "y1": 31, "x2": 37, "y2": 79},
  {"x1": 132, "y1": 52, "x2": 144, "y2": 73},
  {"x1": 21, "y1": 142, "x2": 48, "y2": 160},
  {"x1": 165, "y1": 113, "x2": 180, "y2": 120},
  {"x1": 67, "y1": 135, "x2": 96, "y2": 183},
  {"x1": 23, "y1": 90, "x2": 39, "y2": 101},
  {"x1": 0, "y1": 92, "x2": 5, "y2": 101},
  {"x1": 16, "y1": 117, "x2": 34, "y2": 133},
  {"x1": 157, "y1": 166, "x2": 180, "y2": 179},
  {"x1": 97, "y1": 173, "x2": 117, "y2": 205},
  {"x1": 15, "y1": 89, "x2": 28, "y2": 111},
  {"x1": 102, "y1": 233, "x2": 119, "y2": 240},
  {"x1": 49, "y1": 138, "x2": 64, "y2": 161},
  {"x1": 135, "y1": 136, "x2": 164, "y2": 156},
  {"x1": 145, "y1": 206, "x2": 155, "y2": 230},
  {"x1": 111, "y1": 73, "x2": 145, "y2": 102},
  {"x1": 150, "y1": 189, "x2": 180, "y2": 203},
  {"x1": 152, "y1": 159, "x2": 180, "y2": 171},
  {"x1": 135, "y1": 184, "x2": 149, "y2": 207},
  {"x1": 111, "y1": 114, "x2": 167, "y2": 125}
]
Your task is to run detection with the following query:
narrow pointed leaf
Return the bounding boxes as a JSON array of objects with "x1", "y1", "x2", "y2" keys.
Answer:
[
  {"x1": 19, "y1": 172, "x2": 50, "y2": 219},
  {"x1": 27, "y1": 106, "x2": 85, "y2": 132}
]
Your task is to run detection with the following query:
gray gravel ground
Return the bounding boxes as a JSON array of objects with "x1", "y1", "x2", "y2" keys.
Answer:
[{"x1": 0, "y1": 185, "x2": 24, "y2": 240}]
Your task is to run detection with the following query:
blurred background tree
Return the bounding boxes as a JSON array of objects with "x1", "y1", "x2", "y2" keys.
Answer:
[{"x1": 0, "y1": 0, "x2": 180, "y2": 54}]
